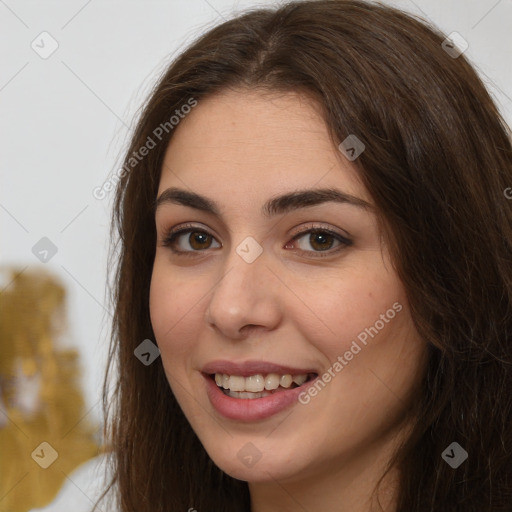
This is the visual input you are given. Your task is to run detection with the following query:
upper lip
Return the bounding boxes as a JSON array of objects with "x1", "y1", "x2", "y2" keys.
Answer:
[{"x1": 202, "y1": 359, "x2": 319, "y2": 377}]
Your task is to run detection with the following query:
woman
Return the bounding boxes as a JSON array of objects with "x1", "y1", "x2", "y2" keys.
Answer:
[{"x1": 100, "y1": 1, "x2": 512, "y2": 510}]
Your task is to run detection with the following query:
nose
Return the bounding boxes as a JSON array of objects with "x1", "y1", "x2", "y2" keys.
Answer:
[{"x1": 204, "y1": 243, "x2": 282, "y2": 340}]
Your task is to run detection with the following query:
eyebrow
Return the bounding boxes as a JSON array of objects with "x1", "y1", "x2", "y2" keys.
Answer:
[{"x1": 154, "y1": 186, "x2": 373, "y2": 218}]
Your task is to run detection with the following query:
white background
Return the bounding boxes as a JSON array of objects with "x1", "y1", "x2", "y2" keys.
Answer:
[{"x1": 1, "y1": 0, "x2": 511, "y2": 438}]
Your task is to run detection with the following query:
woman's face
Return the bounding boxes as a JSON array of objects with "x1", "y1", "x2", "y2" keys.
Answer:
[{"x1": 149, "y1": 88, "x2": 427, "y2": 484}]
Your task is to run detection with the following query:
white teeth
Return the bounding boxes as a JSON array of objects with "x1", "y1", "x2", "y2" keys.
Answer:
[
  {"x1": 246, "y1": 374, "x2": 265, "y2": 392},
  {"x1": 213, "y1": 372, "x2": 310, "y2": 393},
  {"x1": 228, "y1": 375, "x2": 246, "y2": 392},
  {"x1": 226, "y1": 390, "x2": 274, "y2": 399},
  {"x1": 264, "y1": 373, "x2": 280, "y2": 390},
  {"x1": 293, "y1": 374, "x2": 308, "y2": 386},
  {"x1": 280, "y1": 374, "x2": 293, "y2": 388}
]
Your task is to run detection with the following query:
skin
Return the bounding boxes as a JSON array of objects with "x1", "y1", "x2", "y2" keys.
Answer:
[{"x1": 149, "y1": 88, "x2": 428, "y2": 512}]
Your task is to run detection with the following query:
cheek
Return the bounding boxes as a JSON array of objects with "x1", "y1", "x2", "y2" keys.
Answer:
[
  {"x1": 305, "y1": 276, "x2": 423, "y2": 426},
  {"x1": 296, "y1": 275, "x2": 423, "y2": 454},
  {"x1": 295, "y1": 262, "x2": 406, "y2": 359},
  {"x1": 149, "y1": 261, "x2": 203, "y2": 357}
]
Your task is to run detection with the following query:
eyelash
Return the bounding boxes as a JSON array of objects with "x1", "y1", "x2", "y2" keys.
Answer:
[{"x1": 160, "y1": 222, "x2": 352, "y2": 259}]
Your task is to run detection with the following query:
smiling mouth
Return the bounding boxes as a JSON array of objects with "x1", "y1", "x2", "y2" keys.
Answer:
[{"x1": 209, "y1": 372, "x2": 317, "y2": 399}]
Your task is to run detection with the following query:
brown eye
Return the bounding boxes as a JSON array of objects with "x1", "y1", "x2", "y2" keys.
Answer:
[
  {"x1": 307, "y1": 232, "x2": 335, "y2": 251},
  {"x1": 286, "y1": 227, "x2": 352, "y2": 258},
  {"x1": 188, "y1": 231, "x2": 213, "y2": 250},
  {"x1": 161, "y1": 227, "x2": 221, "y2": 254}
]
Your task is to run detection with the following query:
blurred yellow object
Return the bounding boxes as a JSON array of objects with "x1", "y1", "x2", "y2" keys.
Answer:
[{"x1": 0, "y1": 266, "x2": 101, "y2": 512}]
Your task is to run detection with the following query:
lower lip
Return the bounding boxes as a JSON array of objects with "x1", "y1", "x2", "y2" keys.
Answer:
[{"x1": 203, "y1": 373, "x2": 317, "y2": 422}]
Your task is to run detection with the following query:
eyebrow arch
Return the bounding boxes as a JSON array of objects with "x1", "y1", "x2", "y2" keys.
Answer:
[{"x1": 154, "y1": 186, "x2": 373, "y2": 218}]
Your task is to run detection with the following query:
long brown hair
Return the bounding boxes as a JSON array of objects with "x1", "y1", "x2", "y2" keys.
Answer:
[{"x1": 98, "y1": 1, "x2": 512, "y2": 510}]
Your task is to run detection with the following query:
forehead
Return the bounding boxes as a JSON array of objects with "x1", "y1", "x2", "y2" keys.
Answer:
[{"x1": 158, "y1": 88, "x2": 369, "y2": 205}]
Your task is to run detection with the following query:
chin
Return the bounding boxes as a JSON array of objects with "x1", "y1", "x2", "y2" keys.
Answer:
[
  {"x1": 204, "y1": 440, "x2": 308, "y2": 483},
  {"x1": 217, "y1": 458, "x2": 298, "y2": 483}
]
